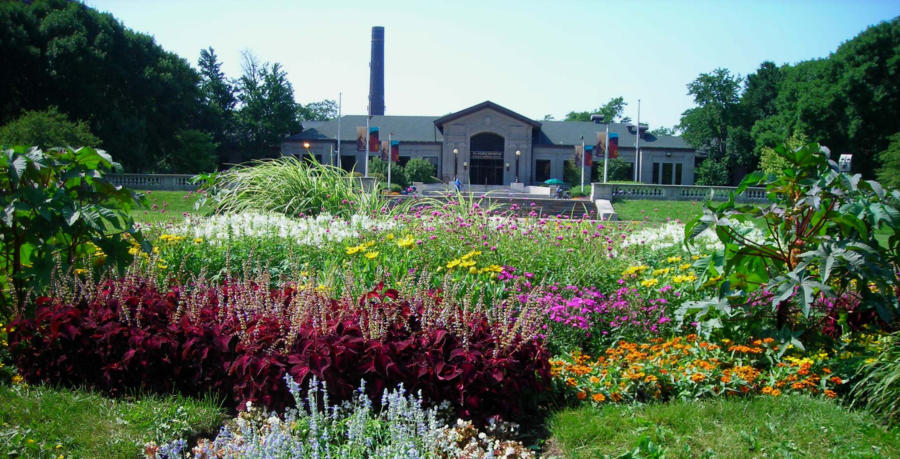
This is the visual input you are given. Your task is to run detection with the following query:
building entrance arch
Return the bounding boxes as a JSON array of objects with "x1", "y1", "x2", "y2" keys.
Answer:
[{"x1": 469, "y1": 132, "x2": 504, "y2": 185}]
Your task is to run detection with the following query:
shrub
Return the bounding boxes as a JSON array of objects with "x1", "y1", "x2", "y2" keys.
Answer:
[
  {"x1": 8, "y1": 277, "x2": 549, "y2": 422},
  {"x1": 606, "y1": 158, "x2": 632, "y2": 182},
  {"x1": 0, "y1": 146, "x2": 145, "y2": 316},
  {"x1": 369, "y1": 157, "x2": 409, "y2": 188},
  {"x1": 694, "y1": 159, "x2": 729, "y2": 185},
  {"x1": 569, "y1": 185, "x2": 590, "y2": 197},
  {"x1": 0, "y1": 107, "x2": 100, "y2": 150},
  {"x1": 683, "y1": 141, "x2": 900, "y2": 339},
  {"x1": 405, "y1": 158, "x2": 438, "y2": 183}
]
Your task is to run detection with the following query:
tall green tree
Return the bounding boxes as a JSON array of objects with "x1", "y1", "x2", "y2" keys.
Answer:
[
  {"x1": 678, "y1": 68, "x2": 744, "y2": 185},
  {"x1": 565, "y1": 96, "x2": 632, "y2": 123},
  {"x1": 0, "y1": 0, "x2": 203, "y2": 172},
  {"x1": 197, "y1": 47, "x2": 237, "y2": 164},
  {"x1": 236, "y1": 52, "x2": 301, "y2": 160},
  {"x1": 299, "y1": 99, "x2": 338, "y2": 121}
]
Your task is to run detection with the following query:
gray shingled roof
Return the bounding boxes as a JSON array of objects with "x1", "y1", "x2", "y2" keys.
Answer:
[
  {"x1": 288, "y1": 116, "x2": 691, "y2": 150},
  {"x1": 286, "y1": 115, "x2": 443, "y2": 143},
  {"x1": 537, "y1": 121, "x2": 691, "y2": 150}
]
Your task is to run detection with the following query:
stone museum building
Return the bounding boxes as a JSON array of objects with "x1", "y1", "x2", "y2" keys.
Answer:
[{"x1": 282, "y1": 100, "x2": 698, "y2": 186}]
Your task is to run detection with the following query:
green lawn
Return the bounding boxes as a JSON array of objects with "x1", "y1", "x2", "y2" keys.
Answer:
[
  {"x1": 0, "y1": 384, "x2": 225, "y2": 457},
  {"x1": 612, "y1": 199, "x2": 705, "y2": 223},
  {"x1": 131, "y1": 190, "x2": 210, "y2": 225},
  {"x1": 548, "y1": 395, "x2": 900, "y2": 458}
]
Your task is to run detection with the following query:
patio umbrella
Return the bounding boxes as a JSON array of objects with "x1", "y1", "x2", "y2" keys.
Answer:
[{"x1": 544, "y1": 178, "x2": 565, "y2": 185}]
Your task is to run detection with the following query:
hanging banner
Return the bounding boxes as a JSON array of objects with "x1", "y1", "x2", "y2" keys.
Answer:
[
  {"x1": 380, "y1": 140, "x2": 390, "y2": 161},
  {"x1": 574, "y1": 145, "x2": 583, "y2": 166},
  {"x1": 369, "y1": 127, "x2": 380, "y2": 153},
  {"x1": 391, "y1": 140, "x2": 399, "y2": 162},
  {"x1": 356, "y1": 127, "x2": 366, "y2": 152},
  {"x1": 584, "y1": 145, "x2": 594, "y2": 167},
  {"x1": 608, "y1": 133, "x2": 619, "y2": 159},
  {"x1": 595, "y1": 132, "x2": 606, "y2": 158}
]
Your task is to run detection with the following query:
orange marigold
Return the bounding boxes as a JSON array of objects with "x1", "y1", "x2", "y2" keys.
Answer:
[
  {"x1": 592, "y1": 393, "x2": 606, "y2": 402},
  {"x1": 830, "y1": 376, "x2": 843, "y2": 385},
  {"x1": 576, "y1": 391, "x2": 587, "y2": 400},
  {"x1": 824, "y1": 389, "x2": 837, "y2": 398},
  {"x1": 691, "y1": 373, "x2": 706, "y2": 383}
]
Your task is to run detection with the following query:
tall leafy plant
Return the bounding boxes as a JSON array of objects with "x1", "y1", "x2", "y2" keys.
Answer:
[
  {"x1": 681, "y1": 141, "x2": 900, "y2": 338},
  {"x1": 0, "y1": 146, "x2": 145, "y2": 316}
]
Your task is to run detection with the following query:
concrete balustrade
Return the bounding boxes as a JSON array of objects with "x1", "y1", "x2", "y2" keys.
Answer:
[{"x1": 590, "y1": 183, "x2": 769, "y2": 203}]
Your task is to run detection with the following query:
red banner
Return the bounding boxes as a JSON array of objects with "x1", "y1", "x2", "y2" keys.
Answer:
[{"x1": 369, "y1": 127, "x2": 379, "y2": 153}]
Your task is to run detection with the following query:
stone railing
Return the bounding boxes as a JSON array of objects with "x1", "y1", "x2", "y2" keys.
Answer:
[
  {"x1": 591, "y1": 183, "x2": 769, "y2": 203},
  {"x1": 107, "y1": 174, "x2": 198, "y2": 191}
]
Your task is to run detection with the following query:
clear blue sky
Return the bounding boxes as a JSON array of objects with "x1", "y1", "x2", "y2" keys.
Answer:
[{"x1": 84, "y1": 0, "x2": 898, "y2": 130}]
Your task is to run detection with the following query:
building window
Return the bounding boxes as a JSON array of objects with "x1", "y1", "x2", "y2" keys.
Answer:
[
  {"x1": 652, "y1": 162, "x2": 684, "y2": 185},
  {"x1": 340, "y1": 155, "x2": 356, "y2": 172},
  {"x1": 535, "y1": 160, "x2": 551, "y2": 182},
  {"x1": 399, "y1": 156, "x2": 410, "y2": 167}
]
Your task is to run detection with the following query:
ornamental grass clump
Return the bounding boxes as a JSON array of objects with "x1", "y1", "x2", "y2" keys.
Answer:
[{"x1": 198, "y1": 156, "x2": 400, "y2": 218}]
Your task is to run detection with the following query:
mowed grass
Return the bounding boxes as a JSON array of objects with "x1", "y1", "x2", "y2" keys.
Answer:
[
  {"x1": 0, "y1": 384, "x2": 225, "y2": 457},
  {"x1": 130, "y1": 190, "x2": 210, "y2": 225},
  {"x1": 548, "y1": 395, "x2": 900, "y2": 458},
  {"x1": 613, "y1": 199, "x2": 704, "y2": 223}
]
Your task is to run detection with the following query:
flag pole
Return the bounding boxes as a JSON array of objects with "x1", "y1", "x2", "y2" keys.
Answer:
[
  {"x1": 387, "y1": 132, "x2": 392, "y2": 190},
  {"x1": 604, "y1": 124, "x2": 609, "y2": 183},
  {"x1": 635, "y1": 99, "x2": 641, "y2": 183},
  {"x1": 336, "y1": 92, "x2": 341, "y2": 166},
  {"x1": 365, "y1": 114, "x2": 370, "y2": 177},
  {"x1": 580, "y1": 136, "x2": 585, "y2": 191}
]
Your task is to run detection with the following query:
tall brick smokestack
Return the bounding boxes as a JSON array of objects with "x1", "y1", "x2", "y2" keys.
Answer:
[{"x1": 368, "y1": 26, "x2": 384, "y2": 116}]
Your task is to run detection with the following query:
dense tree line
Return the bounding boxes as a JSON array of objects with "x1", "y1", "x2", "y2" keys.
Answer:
[
  {"x1": 679, "y1": 17, "x2": 900, "y2": 185},
  {"x1": 0, "y1": 0, "x2": 335, "y2": 172}
]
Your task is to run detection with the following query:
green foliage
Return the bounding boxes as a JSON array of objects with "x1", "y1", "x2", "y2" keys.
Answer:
[
  {"x1": 0, "y1": 107, "x2": 99, "y2": 149},
  {"x1": 851, "y1": 331, "x2": 900, "y2": 425},
  {"x1": 563, "y1": 160, "x2": 581, "y2": 187},
  {"x1": 565, "y1": 96, "x2": 632, "y2": 123},
  {"x1": 0, "y1": 146, "x2": 145, "y2": 316},
  {"x1": 404, "y1": 158, "x2": 438, "y2": 183},
  {"x1": 549, "y1": 395, "x2": 900, "y2": 458},
  {"x1": 0, "y1": 0, "x2": 203, "y2": 172},
  {"x1": 197, "y1": 156, "x2": 397, "y2": 219},
  {"x1": 368, "y1": 158, "x2": 409, "y2": 188},
  {"x1": 299, "y1": 99, "x2": 338, "y2": 121},
  {"x1": 0, "y1": 384, "x2": 224, "y2": 458},
  {"x1": 876, "y1": 133, "x2": 900, "y2": 190},
  {"x1": 160, "y1": 129, "x2": 218, "y2": 173},
  {"x1": 569, "y1": 185, "x2": 590, "y2": 198},
  {"x1": 605, "y1": 158, "x2": 632, "y2": 182},
  {"x1": 759, "y1": 132, "x2": 806, "y2": 177},
  {"x1": 648, "y1": 126, "x2": 677, "y2": 137},
  {"x1": 683, "y1": 141, "x2": 900, "y2": 336},
  {"x1": 236, "y1": 52, "x2": 301, "y2": 160},
  {"x1": 197, "y1": 47, "x2": 237, "y2": 166},
  {"x1": 693, "y1": 159, "x2": 729, "y2": 186},
  {"x1": 678, "y1": 68, "x2": 743, "y2": 177}
]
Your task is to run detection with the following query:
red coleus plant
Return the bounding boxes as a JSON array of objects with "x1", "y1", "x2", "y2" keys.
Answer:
[{"x1": 8, "y1": 278, "x2": 549, "y2": 422}]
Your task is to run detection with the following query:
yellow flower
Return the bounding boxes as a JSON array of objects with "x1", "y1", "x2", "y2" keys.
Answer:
[
  {"x1": 468, "y1": 267, "x2": 478, "y2": 274},
  {"x1": 193, "y1": 238, "x2": 203, "y2": 244},
  {"x1": 128, "y1": 246, "x2": 140, "y2": 255},
  {"x1": 364, "y1": 251, "x2": 379, "y2": 259},
  {"x1": 12, "y1": 375, "x2": 24, "y2": 385},
  {"x1": 667, "y1": 256, "x2": 682, "y2": 263},
  {"x1": 157, "y1": 263, "x2": 168, "y2": 270},
  {"x1": 461, "y1": 250, "x2": 482, "y2": 260},
  {"x1": 386, "y1": 233, "x2": 395, "y2": 240},
  {"x1": 679, "y1": 263, "x2": 692, "y2": 271},
  {"x1": 640, "y1": 278, "x2": 659, "y2": 288},
  {"x1": 446, "y1": 259, "x2": 461, "y2": 269},
  {"x1": 74, "y1": 268, "x2": 87, "y2": 275},
  {"x1": 396, "y1": 235, "x2": 415, "y2": 249}
]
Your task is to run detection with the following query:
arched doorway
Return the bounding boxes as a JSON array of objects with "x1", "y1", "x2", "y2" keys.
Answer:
[{"x1": 469, "y1": 132, "x2": 504, "y2": 185}]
